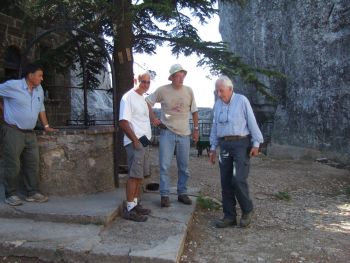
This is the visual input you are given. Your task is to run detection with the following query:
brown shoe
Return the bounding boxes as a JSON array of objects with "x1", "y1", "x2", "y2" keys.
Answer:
[
  {"x1": 178, "y1": 194, "x2": 192, "y2": 205},
  {"x1": 240, "y1": 210, "x2": 254, "y2": 227},
  {"x1": 134, "y1": 204, "x2": 151, "y2": 215},
  {"x1": 161, "y1": 196, "x2": 170, "y2": 207},
  {"x1": 122, "y1": 207, "x2": 148, "y2": 222}
]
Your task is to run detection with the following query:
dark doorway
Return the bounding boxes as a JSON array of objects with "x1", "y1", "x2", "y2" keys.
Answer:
[{"x1": 4, "y1": 45, "x2": 21, "y2": 80}]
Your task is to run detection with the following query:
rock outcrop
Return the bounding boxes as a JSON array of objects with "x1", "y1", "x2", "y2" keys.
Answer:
[{"x1": 219, "y1": 0, "x2": 350, "y2": 163}]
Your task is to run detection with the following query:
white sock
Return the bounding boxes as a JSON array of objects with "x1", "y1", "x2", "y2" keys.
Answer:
[
  {"x1": 127, "y1": 201, "x2": 136, "y2": 212},
  {"x1": 133, "y1": 197, "x2": 138, "y2": 205}
]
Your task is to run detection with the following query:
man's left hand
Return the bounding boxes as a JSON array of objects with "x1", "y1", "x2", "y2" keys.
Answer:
[
  {"x1": 192, "y1": 130, "x2": 199, "y2": 144},
  {"x1": 44, "y1": 127, "x2": 56, "y2": 132},
  {"x1": 249, "y1": 147, "x2": 259, "y2": 157}
]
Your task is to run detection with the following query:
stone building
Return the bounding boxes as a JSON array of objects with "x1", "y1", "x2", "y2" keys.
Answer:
[
  {"x1": 219, "y1": 0, "x2": 350, "y2": 164},
  {"x1": 0, "y1": 9, "x2": 71, "y2": 127}
]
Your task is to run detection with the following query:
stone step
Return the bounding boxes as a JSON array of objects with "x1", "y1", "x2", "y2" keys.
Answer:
[
  {"x1": 0, "y1": 191, "x2": 198, "y2": 263},
  {"x1": 0, "y1": 190, "x2": 124, "y2": 225}
]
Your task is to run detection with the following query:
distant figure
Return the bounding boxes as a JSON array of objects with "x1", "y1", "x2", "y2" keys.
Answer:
[
  {"x1": 146, "y1": 64, "x2": 199, "y2": 208},
  {"x1": 0, "y1": 63, "x2": 55, "y2": 206},
  {"x1": 119, "y1": 71, "x2": 152, "y2": 222},
  {"x1": 209, "y1": 75, "x2": 263, "y2": 228}
]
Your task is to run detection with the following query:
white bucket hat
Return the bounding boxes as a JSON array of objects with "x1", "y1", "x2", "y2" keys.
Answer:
[{"x1": 168, "y1": 64, "x2": 187, "y2": 80}]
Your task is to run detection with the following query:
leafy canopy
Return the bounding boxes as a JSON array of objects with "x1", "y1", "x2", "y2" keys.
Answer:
[{"x1": 21, "y1": 0, "x2": 281, "y2": 99}]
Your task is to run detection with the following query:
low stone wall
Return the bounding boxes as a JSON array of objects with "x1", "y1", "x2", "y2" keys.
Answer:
[{"x1": 37, "y1": 126, "x2": 115, "y2": 196}]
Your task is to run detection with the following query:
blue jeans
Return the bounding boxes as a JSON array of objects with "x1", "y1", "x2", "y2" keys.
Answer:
[
  {"x1": 159, "y1": 129, "x2": 190, "y2": 196},
  {"x1": 219, "y1": 137, "x2": 253, "y2": 219}
]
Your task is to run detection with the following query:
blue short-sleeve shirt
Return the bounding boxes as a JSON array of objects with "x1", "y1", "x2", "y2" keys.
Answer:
[{"x1": 0, "y1": 78, "x2": 45, "y2": 129}]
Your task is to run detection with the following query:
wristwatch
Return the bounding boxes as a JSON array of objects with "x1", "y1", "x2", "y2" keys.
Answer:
[
  {"x1": 44, "y1": 124, "x2": 49, "y2": 128},
  {"x1": 194, "y1": 126, "x2": 199, "y2": 131}
]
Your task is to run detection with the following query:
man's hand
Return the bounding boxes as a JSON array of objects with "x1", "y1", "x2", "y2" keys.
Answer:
[
  {"x1": 192, "y1": 130, "x2": 199, "y2": 144},
  {"x1": 249, "y1": 147, "x2": 259, "y2": 157},
  {"x1": 209, "y1": 150, "x2": 216, "y2": 164},
  {"x1": 152, "y1": 118, "x2": 161, "y2": 126},
  {"x1": 44, "y1": 126, "x2": 56, "y2": 132}
]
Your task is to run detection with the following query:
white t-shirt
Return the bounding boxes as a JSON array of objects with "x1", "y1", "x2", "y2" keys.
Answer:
[{"x1": 119, "y1": 89, "x2": 152, "y2": 146}]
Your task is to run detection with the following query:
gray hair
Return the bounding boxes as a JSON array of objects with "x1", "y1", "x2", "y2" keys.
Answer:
[
  {"x1": 138, "y1": 71, "x2": 151, "y2": 81},
  {"x1": 215, "y1": 75, "x2": 234, "y2": 90}
]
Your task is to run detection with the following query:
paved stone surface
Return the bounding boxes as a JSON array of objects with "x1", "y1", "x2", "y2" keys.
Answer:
[
  {"x1": 0, "y1": 190, "x2": 197, "y2": 263},
  {"x1": 0, "y1": 190, "x2": 123, "y2": 225}
]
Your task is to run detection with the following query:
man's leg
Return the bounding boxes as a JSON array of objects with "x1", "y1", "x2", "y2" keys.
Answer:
[
  {"x1": 218, "y1": 141, "x2": 237, "y2": 220},
  {"x1": 232, "y1": 138, "x2": 253, "y2": 214},
  {"x1": 175, "y1": 134, "x2": 190, "y2": 196},
  {"x1": 3, "y1": 126, "x2": 24, "y2": 198},
  {"x1": 159, "y1": 129, "x2": 175, "y2": 197},
  {"x1": 21, "y1": 133, "x2": 39, "y2": 196},
  {"x1": 124, "y1": 144, "x2": 148, "y2": 221}
]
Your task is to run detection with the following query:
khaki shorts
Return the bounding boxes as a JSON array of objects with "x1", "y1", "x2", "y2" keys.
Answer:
[{"x1": 125, "y1": 143, "x2": 150, "y2": 179}]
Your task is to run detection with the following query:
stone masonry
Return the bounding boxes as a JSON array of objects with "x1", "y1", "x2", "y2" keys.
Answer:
[
  {"x1": 37, "y1": 127, "x2": 115, "y2": 196},
  {"x1": 219, "y1": 0, "x2": 350, "y2": 164}
]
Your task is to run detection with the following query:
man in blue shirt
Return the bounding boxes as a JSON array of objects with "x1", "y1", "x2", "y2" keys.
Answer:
[
  {"x1": 0, "y1": 63, "x2": 54, "y2": 206},
  {"x1": 209, "y1": 75, "x2": 263, "y2": 228}
]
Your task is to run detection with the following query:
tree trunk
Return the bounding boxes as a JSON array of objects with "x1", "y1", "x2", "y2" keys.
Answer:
[{"x1": 112, "y1": 0, "x2": 134, "y2": 180}]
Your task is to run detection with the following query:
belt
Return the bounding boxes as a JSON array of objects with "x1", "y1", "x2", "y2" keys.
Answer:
[
  {"x1": 158, "y1": 123, "x2": 167, "y2": 129},
  {"x1": 222, "y1": 135, "x2": 248, "y2": 141},
  {"x1": 4, "y1": 122, "x2": 34, "y2": 133}
]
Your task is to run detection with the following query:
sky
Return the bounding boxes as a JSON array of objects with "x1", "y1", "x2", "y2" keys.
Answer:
[{"x1": 133, "y1": 13, "x2": 222, "y2": 108}]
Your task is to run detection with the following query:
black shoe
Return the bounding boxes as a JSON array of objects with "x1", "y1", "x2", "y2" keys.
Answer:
[
  {"x1": 215, "y1": 217, "x2": 237, "y2": 228},
  {"x1": 240, "y1": 210, "x2": 254, "y2": 227},
  {"x1": 134, "y1": 204, "x2": 151, "y2": 215},
  {"x1": 122, "y1": 207, "x2": 148, "y2": 222},
  {"x1": 178, "y1": 194, "x2": 192, "y2": 205},
  {"x1": 161, "y1": 196, "x2": 170, "y2": 207}
]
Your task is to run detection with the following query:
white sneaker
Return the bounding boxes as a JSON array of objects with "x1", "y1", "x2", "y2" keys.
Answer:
[
  {"x1": 25, "y1": 193, "x2": 48, "y2": 203},
  {"x1": 5, "y1": 195, "x2": 23, "y2": 206}
]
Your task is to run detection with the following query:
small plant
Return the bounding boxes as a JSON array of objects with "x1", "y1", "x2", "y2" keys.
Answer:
[
  {"x1": 197, "y1": 195, "x2": 221, "y2": 210},
  {"x1": 344, "y1": 186, "x2": 350, "y2": 197},
  {"x1": 273, "y1": 191, "x2": 291, "y2": 201}
]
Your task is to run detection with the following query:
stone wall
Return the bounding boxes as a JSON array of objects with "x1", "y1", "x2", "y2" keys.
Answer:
[
  {"x1": 37, "y1": 127, "x2": 115, "y2": 196},
  {"x1": 0, "y1": 11, "x2": 71, "y2": 127},
  {"x1": 219, "y1": 0, "x2": 350, "y2": 163}
]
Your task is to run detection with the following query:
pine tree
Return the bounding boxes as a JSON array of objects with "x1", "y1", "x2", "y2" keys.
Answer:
[{"x1": 23, "y1": 0, "x2": 281, "y2": 100}]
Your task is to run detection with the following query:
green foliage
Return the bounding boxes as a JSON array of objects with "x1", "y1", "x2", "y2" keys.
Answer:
[
  {"x1": 273, "y1": 191, "x2": 291, "y2": 201},
  {"x1": 21, "y1": 0, "x2": 282, "y2": 98},
  {"x1": 197, "y1": 195, "x2": 221, "y2": 210},
  {"x1": 344, "y1": 186, "x2": 350, "y2": 197}
]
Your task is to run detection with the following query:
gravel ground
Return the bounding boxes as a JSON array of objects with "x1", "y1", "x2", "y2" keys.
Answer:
[
  {"x1": 173, "y1": 147, "x2": 350, "y2": 263},
  {"x1": 1, "y1": 146, "x2": 349, "y2": 263}
]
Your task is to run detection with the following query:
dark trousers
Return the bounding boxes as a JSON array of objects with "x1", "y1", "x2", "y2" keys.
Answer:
[
  {"x1": 219, "y1": 137, "x2": 253, "y2": 219},
  {"x1": 2, "y1": 125, "x2": 39, "y2": 197}
]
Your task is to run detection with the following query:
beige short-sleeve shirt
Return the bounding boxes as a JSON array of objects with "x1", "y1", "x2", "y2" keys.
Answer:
[{"x1": 146, "y1": 84, "x2": 198, "y2": 136}]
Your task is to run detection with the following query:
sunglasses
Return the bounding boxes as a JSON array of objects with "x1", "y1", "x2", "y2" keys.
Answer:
[{"x1": 141, "y1": 80, "x2": 151, "y2": 84}]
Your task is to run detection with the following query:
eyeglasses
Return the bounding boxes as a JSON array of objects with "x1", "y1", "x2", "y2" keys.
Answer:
[{"x1": 141, "y1": 80, "x2": 151, "y2": 84}]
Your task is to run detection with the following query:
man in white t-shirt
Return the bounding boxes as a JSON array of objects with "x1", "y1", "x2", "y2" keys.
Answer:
[{"x1": 119, "y1": 72, "x2": 152, "y2": 222}]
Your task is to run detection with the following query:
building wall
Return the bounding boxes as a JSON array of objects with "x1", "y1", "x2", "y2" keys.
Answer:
[
  {"x1": 219, "y1": 0, "x2": 350, "y2": 164},
  {"x1": 0, "y1": 11, "x2": 71, "y2": 127}
]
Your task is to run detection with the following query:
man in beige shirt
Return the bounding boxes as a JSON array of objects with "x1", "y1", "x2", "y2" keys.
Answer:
[{"x1": 146, "y1": 64, "x2": 199, "y2": 207}]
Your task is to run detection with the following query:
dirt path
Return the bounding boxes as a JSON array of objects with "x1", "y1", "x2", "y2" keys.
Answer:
[{"x1": 173, "y1": 147, "x2": 350, "y2": 263}]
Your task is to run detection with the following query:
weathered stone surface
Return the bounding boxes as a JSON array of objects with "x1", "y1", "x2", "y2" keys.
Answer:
[
  {"x1": 218, "y1": 0, "x2": 350, "y2": 163},
  {"x1": 36, "y1": 127, "x2": 115, "y2": 196}
]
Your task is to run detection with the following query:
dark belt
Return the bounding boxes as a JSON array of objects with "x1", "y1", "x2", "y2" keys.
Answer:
[
  {"x1": 158, "y1": 123, "x2": 167, "y2": 129},
  {"x1": 222, "y1": 135, "x2": 248, "y2": 141},
  {"x1": 4, "y1": 122, "x2": 34, "y2": 133}
]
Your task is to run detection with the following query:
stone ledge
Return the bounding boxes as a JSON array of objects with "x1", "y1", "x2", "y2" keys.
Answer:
[
  {"x1": 35, "y1": 125, "x2": 115, "y2": 136},
  {"x1": 0, "y1": 190, "x2": 123, "y2": 225}
]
